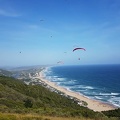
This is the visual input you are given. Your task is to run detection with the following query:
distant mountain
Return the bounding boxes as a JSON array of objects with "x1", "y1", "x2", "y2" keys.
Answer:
[
  {"x1": 0, "y1": 69, "x2": 12, "y2": 76},
  {"x1": 8, "y1": 65, "x2": 49, "y2": 71}
]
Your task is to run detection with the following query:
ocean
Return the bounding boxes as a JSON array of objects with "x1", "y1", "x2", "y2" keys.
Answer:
[{"x1": 43, "y1": 64, "x2": 120, "y2": 108}]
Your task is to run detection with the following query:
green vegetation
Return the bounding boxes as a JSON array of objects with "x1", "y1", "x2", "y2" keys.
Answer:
[
  {"x1": 102, "y1": 108, "x2": 120, "y2": 118},
  {"x1": 0, "y1": 113, "x2": 94, "y2": 120},
  {"x1": 0, "y1": 75, "x2": 120, "y2": 120}
]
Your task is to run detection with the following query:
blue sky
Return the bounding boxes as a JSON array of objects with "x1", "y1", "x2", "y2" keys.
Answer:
[{"x1": 0, "y1": 0, "x2": 120, "y2": 67}]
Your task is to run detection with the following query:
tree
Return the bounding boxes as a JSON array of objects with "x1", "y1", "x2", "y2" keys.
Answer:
[{"x1": 24, "y1": 98, "x2": 33, "y2": 108}]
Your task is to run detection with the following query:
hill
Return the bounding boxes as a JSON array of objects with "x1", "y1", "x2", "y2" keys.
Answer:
[
  {"x1": 0, "y1": 69, "x2": 12, "y2": 76},
  {"x1": 0, "y1": 75, "x2": 120, "y2": 120}
]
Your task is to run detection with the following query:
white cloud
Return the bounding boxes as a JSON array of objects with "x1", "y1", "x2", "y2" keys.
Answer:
[{"x1": 0, "y1": 9, "x2": 21, "y2": 17}]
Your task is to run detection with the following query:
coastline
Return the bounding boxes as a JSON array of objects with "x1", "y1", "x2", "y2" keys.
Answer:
[{"x1": 34, "y1": 68, "x2": 117, "y2": 112}]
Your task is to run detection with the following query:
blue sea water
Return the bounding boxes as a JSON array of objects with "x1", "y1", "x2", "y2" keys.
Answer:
[{"x1": 43, "y1": 64, "x2": 120, "y2": 107}]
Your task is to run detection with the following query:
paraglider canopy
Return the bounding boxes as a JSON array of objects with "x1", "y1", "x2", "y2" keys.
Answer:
[
  {"x1": 57, "y1": 61, "x2": 64, "y2": 64},
  {"x1": 73, "y1": 47, "x2": 86, "y2": 52}
]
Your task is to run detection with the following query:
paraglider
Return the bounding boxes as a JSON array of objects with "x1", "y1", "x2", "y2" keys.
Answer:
[
  {"x1": 40, "y1": 19, "x2": 44, "y2": 21},
  {"x1": 73, "y1": 47, "x2": 86, "y2": 61},
  {"x1": 73, "y1": 47, "x2": 86, "y2": 52},
  {"x1": 57, "y1": 61, "x2": 64, "y2": 64}
]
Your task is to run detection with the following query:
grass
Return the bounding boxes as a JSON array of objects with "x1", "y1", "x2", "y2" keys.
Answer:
[
  {"x1": 1, "y1": 113, "x2": 119, "y2": 120},
  {"x1": 0, "y1": 113, "x2": 94, "y2": 120}
]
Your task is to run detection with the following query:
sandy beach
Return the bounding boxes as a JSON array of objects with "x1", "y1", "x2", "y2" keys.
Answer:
[{"x1": 34, "y1": 70, "x2": 117, "y2": 112}]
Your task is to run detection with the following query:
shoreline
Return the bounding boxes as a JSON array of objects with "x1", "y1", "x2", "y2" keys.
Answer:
[{"x1": 34, "y1": 69, "x2": 117, "y2": 112}]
